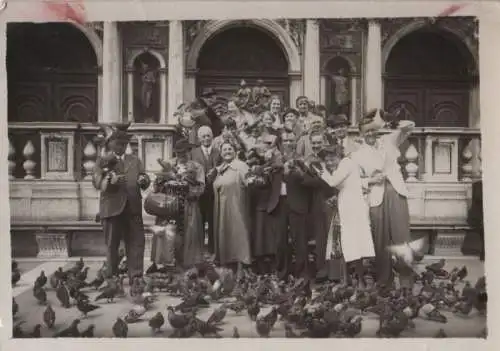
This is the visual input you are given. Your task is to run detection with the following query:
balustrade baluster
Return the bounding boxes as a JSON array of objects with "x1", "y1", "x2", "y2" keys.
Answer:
[
  {"x1": 461, "y1": 139, "x2": 473, "y2": 182},
  {"x1": 22, "y1": 140, "x2": 36, "y2": 180},
  {"x1": 404, "y1": 143, "x2": 419, "y2": 181},
  {"x1": 8, "y1": 138, "x2": 16, "y2": 180},
  {"x1": 83, "y1": 139, "x2": 97, "y2": 180}
]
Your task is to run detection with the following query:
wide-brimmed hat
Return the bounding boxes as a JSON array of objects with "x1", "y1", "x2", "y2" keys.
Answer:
[
  {"x1": 200, "y1": 88, "x2": 217, "y2": 97},
  {"x1": 359, "y1": 109, "x2": 386, "y2": 134},
  {"x1": 173, "y1": 138, "x2": 195, "y2": 153},
  {"x1": 326, "y1": 114, "x2": 350, "y2": 129},
  {"x1": 318, "y1": 144, "x2": 344, "y2": 159}
]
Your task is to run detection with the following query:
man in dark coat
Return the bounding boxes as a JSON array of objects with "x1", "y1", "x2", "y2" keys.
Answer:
[
  {"x1": 92, "y1": 124, "x2": 151, "y2": 279},
  {"x1": 192, "y1": 88, "x2": 224, "y2": 137},
  {"x1": 189, "y1": 125, "x2": 221, "y2": 255},
  {"x1": 303, "y1": 130, "x2": 337, "y2": 283},
  {"x1": 274, "y1": 130, "x2": 312, "y2": 280}
]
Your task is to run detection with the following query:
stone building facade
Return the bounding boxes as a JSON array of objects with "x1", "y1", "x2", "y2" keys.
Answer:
[{"x1": 7, "y1": 18, "x2": 481, "y2": 258}]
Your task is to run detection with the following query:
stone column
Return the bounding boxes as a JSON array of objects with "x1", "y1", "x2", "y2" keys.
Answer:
[
  {"x1": 184, "y1": 69, "x2": 197, "y2": 102},
  {"x1": 167, "y1": 20, "x2": 184, "y2": 125},
  {"x1": 159, "y1": 68, "x2": 168, "y2": 124},
  {"x1": 101, "y1": 22, "x2": 122, "y2": 123},
  {"x1": 303, "y1": 19, "x2": 320, "y2": 103},
  {"x1": 289, "y1": 72, "x2": 303, "y2": 108},
  {"x1": 365, "y1": 19, "x2": 383, "y2": 111},
  {"x1": 350, "y1": 74, "x2": 358, "y2": 125},
  {"x1": 125, "y1": 65, "x2": 134, "y2": 122}
]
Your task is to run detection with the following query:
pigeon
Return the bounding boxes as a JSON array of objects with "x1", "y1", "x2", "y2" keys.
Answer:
[
  {"x1": 387, "y1": 238, "x2": 425, "y2": 267},
  {"x1": 43, "y1": 304, "x2": 56, "y2": 329},
  {"x1": 112, "y1": 318, "x2": 128, "y2": 338},
  {"x1": 33, "y1": 285, "x2": 47, "y2": 305},
  {"x1": 50, "y1": 268, "x2": 64, "y2": 289},
  {"x1": 207, "y1": 303, "x2": 227, "y2": 325},
  {"x1": 167, "y1": 305, "x2": 192, "y2": 330},
  {"x1": 256, "y1": 317, "x2": 272, "y2": 338},
  {"x1": 80, "y1": 324, "x2": 95, "y2": 337},
  {"x1": 425, "y1": 259, "x2": 446, "y2": 273},
  {"x1": 124, "y1": 305, "x2": 146, "y2": 323},
  {"x1": 76, "y1": 267, "x2": 90, "y2": 282},
  {"x1": 434, "y1": 328, "x2": 447, "y2": 338},
  {"x1": 54, "y1": 319, "x2": 80, "y2": 338},
  {"x1": 148, "y1": 312, "x2": 165, "y2": 333},
  {"x1": 233, "y1": 326, "x2": 240, "y2": 338},
  {"x1": 77, "y1": 298, "x2": 101, "y2": 318},
  {"x1": 95, "y1": 286, "x2": 117, "y2": 303},
  {"x1": 56, "y1": 281, "x2": 71, "y2": 308},
  {"x1": 13, "y1": 322, "x2": 26, "y2": 338},
  {"x1": 12, "y1": 264, "x2": 21, "y2": 286},
  {"x1": 35, "y1": 271, "x2": 47, "y2": 288}
]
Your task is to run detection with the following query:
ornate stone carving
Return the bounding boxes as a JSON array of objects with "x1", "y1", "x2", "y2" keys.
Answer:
[
  {"x1": 184, "y1": 20, "x2": 209, "y2": 54},
  {"x1": 319, "y1": 19, "x2": 365, "y2": 53},
  {"x1": 380, "y1": 18, "x2": 413, "y2": 47},
  {"x1": 85, "y1": 22, "x2": 103, "y2": 40},
  {"x1": 275, "y1": 19, "x2": 305, "y2": 52},
  {"x1": 122, "y1": 21, "x2": 169, "y2": 48}
]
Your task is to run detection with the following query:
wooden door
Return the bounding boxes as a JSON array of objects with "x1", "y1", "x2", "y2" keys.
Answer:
[{"x1": 385, "y1": 79, "x2": 470, "y2": 127}]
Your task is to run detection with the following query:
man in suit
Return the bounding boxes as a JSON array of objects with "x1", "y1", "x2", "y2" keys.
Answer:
[
  {"x1": 92, "y1": 125, "x2": 151, "y2": 279},
  {"x1": 274, "y1": 130, "x2": 312, "y2": 280},
  {"x1": 189, "y1": 126, "x2": 221, "y2": 255},
  {"x1": 303, "y1": 130, "x2": 336, "y2": 283}
]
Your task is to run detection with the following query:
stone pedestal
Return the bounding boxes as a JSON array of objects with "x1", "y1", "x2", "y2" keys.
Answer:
[{"x1": 35, "y1": 232, "x2": 70, "y2": 258}]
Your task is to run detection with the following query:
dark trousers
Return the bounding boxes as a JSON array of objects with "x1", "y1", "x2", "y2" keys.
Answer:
[
  {"x1": 274, "y1": 196, "x2": 309, "y2": 280},
  {"x1": 102, "y1": 201, "x2": 145, "y2": 279},
  {"x1": 199, "y1": 190, "x2": 215, "y2": 253}
]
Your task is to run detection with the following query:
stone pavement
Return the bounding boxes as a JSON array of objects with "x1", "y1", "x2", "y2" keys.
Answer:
[{"x1": 12, "y1": 257, "x2": 486, "y2": 338}]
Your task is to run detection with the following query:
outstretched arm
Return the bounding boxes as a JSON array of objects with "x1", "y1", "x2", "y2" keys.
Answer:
[
  {"x1": 312, "y1": 159, "x2": 352, "y2": 188},
  {"x1": 385, "y1": 120, "x2": 415, "y2": 147}
]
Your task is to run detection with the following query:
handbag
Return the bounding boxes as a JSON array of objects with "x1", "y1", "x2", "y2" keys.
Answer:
[{"x1": 144, "y1": 191, "x2": 181, "y2": 218}]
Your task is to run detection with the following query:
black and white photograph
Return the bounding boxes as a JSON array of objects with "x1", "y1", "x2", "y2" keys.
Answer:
[{"x1": 1, "y1": 0, "x2": 492, "y2": 343}]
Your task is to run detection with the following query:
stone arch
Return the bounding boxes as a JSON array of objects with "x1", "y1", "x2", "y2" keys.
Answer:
[
  {"x1": 75, "y1": 23, "x2": 103, "y2": 66},
  {"x1": 321, "y1": 54, "x2": 357, "y2": 74},
  {"x1": 186, "y1": 19, "x2": 301, "y2": 74},
  {"x1": 382, "y1": 19, "x2": 478, "y2": 74},
  {"x1": 127, "y1": 48, "x2": 167, "y2": 69}
]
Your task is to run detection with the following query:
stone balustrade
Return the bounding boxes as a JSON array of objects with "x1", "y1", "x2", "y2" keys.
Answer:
[{"x1": 8, "y1": 123, "x2": 481, "y2": 258}]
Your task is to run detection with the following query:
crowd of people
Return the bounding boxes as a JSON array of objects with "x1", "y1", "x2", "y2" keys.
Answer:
[{"x1": 93, "y1": 83, "x2": 425, "y2": 290}]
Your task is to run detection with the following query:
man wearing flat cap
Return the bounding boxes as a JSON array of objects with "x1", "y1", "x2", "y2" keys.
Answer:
[{"x1": 92, "y1": 123, "x2": 151, "y2": 280}]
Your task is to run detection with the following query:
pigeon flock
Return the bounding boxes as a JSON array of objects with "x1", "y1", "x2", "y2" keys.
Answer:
[{"x1": 11, "y1": 256, "x2": 487, "y2": 338}]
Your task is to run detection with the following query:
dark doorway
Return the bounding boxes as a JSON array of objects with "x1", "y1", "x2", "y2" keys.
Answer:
[
  {"x1": 196, "y1": 26, "x2": 290, "y2": 106},
  {"x1": 384, "y1": 28, "x2": 475, "y2": 127}
]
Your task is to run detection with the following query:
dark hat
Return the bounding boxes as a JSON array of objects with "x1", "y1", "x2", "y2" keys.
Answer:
[
  {"x1": 173, "y1": 138, "x2": 195, "y2": 153},
  {"x1": 200, "y1": 88, "x2": 217, "y2": 97},
  {"x1": 318, "y1": 144, "x2": 344, "y2": 159},
  {"x1": 282, "y1": 108, "x2": 300, "y2": 117},
  {"x1": 326, "y1": 114, "x2": 350, "y2": 129}
]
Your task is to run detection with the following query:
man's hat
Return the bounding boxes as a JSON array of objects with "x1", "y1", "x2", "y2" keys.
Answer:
[
  {"x1": 359, "y1": 109, "x2": 386, "y2": 134},
  {"x1": 200, "y1": 88, "x2": 217, "y2": 97},
  {"x1": 326, "y1": 114, "x2": 350, "y2": 129},
  {"x1": 173, "y1": 138, "x2": 195, "y2": 154}
]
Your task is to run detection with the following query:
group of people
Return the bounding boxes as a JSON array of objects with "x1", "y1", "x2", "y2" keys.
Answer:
[{"x1": 93, "y1": 86, "x2": 423, "y2": 290}]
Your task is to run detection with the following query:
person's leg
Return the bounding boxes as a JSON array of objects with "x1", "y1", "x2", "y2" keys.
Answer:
[
  {"x1": 369, "y1": 205, "x2": 394, "y2": 287},
  {"x1": 102, "y1": 216, "x2": 123, "y2": 278},
  {"x1": 125, "y1": 208, "x2": 146, "y2": 279},
  {"x1": 291, "y1": 211, "x2": 309, "y2": 279},
  {"x1": 275, "y1": 199, "x2": 290, "y2": 281}
]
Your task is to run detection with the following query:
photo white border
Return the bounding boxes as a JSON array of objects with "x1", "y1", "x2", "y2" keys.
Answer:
[{"x1": 0, "y1": 2, "x2": 498, "y2": 351}]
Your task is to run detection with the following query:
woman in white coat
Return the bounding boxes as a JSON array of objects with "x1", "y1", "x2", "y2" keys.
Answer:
[{"x1": 312, "y1": 145, "x2": 375, "y2": 288}]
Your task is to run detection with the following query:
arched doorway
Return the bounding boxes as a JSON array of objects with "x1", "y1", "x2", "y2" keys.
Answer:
[
  {"x1": 196, "y1": 26, "x2": 290, "y2": 107},
  {"x1": 384, "y1": 28, "x2": 475, "y2": 127},
  {"x1": 7, "y1": 23, "x2": 99, "y2": 123}
]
